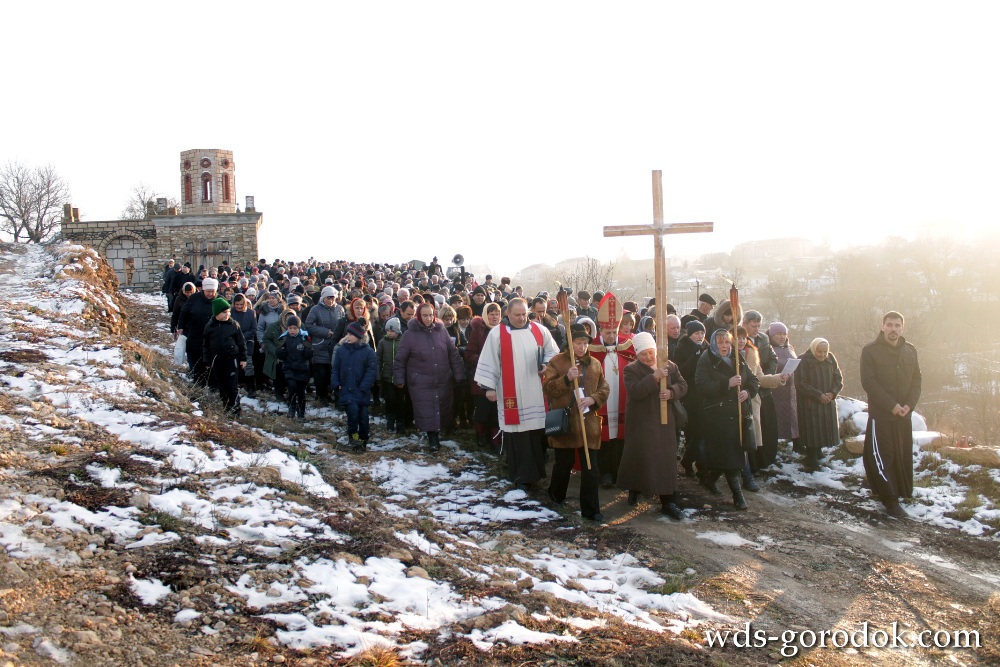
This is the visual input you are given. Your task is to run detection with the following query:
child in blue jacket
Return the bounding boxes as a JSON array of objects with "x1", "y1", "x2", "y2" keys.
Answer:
[{"x1": 332, "y1": 320, "x2": 378, "y2": 451}]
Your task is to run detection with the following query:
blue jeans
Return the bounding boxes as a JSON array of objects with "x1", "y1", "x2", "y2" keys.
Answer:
[{"x1": 344, "y1": 402, "x2": 370, "y2": 440}]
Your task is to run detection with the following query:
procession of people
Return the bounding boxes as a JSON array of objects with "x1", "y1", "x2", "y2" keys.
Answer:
[{"x1": 165, "y1": 256, "x2": 919, "y2": 521}]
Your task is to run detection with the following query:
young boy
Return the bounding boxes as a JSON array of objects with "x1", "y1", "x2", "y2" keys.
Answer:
[
  {"x1": 276, "y1": 315, "x2": 312, "y2": 418},
  {"x1": 202, "y1": 298, "x2": 247, "y2": 416},
  {"x1": 332, "y1": 320, "x2": 378, "y2": 452},
  {"x1": 376, "y1": 317, "x2": 403, "y2": 433}
]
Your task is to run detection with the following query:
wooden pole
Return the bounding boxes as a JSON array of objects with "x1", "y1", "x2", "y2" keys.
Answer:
[
  {"x1": 729, "y1": 284, "x2": 742, "y2": 447},
  {"x1": 557, "y1": 287, "x2": 591, "y2": 469},
  {"x1": 652, "y1": 171, "x2": 670, "y2": 424}
]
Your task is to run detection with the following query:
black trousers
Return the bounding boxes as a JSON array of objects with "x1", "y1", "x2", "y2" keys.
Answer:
[
  {"x1": 209, "y1": 356, "x2": 240, "y2": 414},
  {"x1": 286, "y1": 377, "x2": 307, "y2": 417},
  {"x1": 549, "y1": 447, "x2": 601, "y2": 518},
  {"x1": 380, "y1": 381, "x2": 401, "y2": 422},
  {"x1": 598, "y1": 438, "x2": 623, "y2": 484},
  {"x1": 311, "y1": 362, "x2": 332, "y2": 402}
]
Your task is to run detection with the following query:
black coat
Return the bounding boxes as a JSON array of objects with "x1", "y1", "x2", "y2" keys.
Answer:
[
  {"x1": 202, "y1": 318, "x2": 247, "y2": 365},
  {"x1": 276, "y1": 332, "x2": 313, "y2": 382},
  {"x1": 860, "y1": 333, "x2": 921, "y2": 422},
  {"x1": 696, "y1": 348, "x2": 758, "y2": 471},
  {"x1": 179, "y1": 293, "x2": 216, "y2": 353}
]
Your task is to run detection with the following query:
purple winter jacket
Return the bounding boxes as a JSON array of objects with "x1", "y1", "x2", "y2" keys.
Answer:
[{"x1": 393, "y1": 317, "x2": 466, "y2": 432}]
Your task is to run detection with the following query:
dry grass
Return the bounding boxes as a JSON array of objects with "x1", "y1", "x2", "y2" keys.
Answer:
[{"x1": 344, "y1": 646, "x2": 402, "y2": 667}]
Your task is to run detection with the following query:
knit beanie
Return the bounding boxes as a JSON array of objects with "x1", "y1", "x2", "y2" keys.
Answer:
[
  {"x1": 320, "y1": 286, "x2": 337, "y2": 299},
  {"x1": 286, "y1": 315, "x2": 301, "y2": 328},
  {"x1": 202, "y1": 277, "x2": 219, "y2": 291},
  {"x1": 211, "y1": 298, "x2": 230, "y2": 317},
  {"x1": 385, "y1": 317, "x2": 402, "y2": 334},
  {"x1": 685, "y1": 320, "x2": 706, "y2": 336},
  {"x1": 346, "y1": 321, "x2": 366, "y2": 339},
  {"x1": 768, "y1": 322, "x2": 788, "y2": 337},
  {"x1": 633, "y1": 332, "x2": 656, "y2": 354}
]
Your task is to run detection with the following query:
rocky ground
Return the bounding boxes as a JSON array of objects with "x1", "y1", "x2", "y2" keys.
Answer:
[{"x1": 0, "y1": 242, "x2": 995, "y2": 666}]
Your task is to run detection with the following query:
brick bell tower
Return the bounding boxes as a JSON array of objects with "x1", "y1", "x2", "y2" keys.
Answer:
[{"x1": 180, "y1": 149, "x2": 237, "y2": 215}]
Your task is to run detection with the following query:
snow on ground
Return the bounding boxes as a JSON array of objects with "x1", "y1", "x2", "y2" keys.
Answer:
[{"x1": 0, "y1": 242, "x2": 740, "y2": 658}]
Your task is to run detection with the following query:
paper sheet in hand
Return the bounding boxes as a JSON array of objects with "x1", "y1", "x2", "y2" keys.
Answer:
[
  {"x1": 575, "y1": 387, "x2": 590, "y2": 413},
  {"x1": 782, "y1": 358, "x2": 801, "y2": 375}
]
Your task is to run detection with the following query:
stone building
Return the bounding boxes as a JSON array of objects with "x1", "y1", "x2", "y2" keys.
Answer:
[{"x1": 61, "y1": 149, "x2": 263, "y2": 291}]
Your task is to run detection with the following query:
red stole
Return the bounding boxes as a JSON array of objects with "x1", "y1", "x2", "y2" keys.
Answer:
[{"x1": 499, "y1": 322, "x2": 544, "y2": 425}]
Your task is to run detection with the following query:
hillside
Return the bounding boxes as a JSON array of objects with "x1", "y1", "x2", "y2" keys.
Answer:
[{"x1": 0, "y1": 242, "x2": 995, "y2": 666}]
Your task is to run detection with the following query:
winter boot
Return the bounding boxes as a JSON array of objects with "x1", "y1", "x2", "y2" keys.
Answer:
[
  {"x1": 428, "y1": 431, "x2": 440, "y2": 453},
  {"x1": 386, "y1": 416, "x2": 396, "y2": 432},
  {"x1": 476, "y1": 432, "x2": 488, "y2": 449},
  {"x1": 627, "y1": 490, "x2": 640, "y2": 506},
  {"x1": 700, "y1": 473, "x2": 722, "y2": 496},
  {"x1": 726, "y1": 472, "x2": 749, "y2": 510},
  {"x1": 660, "y1": 495, "x2": 684, "y2": 520},
  {"x1": 350, "y1": 433, "x2": 366, "y2": 453},
  {"x1": 742, "y1": 459, "x2": 760, "y2": 492}
]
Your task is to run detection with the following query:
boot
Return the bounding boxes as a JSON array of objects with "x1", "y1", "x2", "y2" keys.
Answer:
[
  {"x1": 350, "y1": 433, "x2": 366, "y2": 453},
  {"x1": 476, "y1": 432, "x2": 488, "y2": 449},
  {"x1": 700, "y1": 473, "x2": 722, "y2": 496},
  {"x1": 627, "y1": 490, "x2": 639, "y2": 506},
  {"x1": 386, "y1": 417, "x2": 396, "y2": 432},
  {"x1": 660, "y1": 495, "x2": 684, "y2": 520},
  {"x1": 726, "y1": 472, "x2": 749, "y2": 510},
  {"x1": 742, "y1": 460, "x2": 760, "y2": 492},
  {"x1": 428, "y1": 431, "x2": 440, "y2": 453}
]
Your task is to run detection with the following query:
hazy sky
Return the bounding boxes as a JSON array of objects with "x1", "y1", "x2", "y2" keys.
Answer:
[{"x1": 7, "y1": 2, "x2": 1000, "y2": 277}]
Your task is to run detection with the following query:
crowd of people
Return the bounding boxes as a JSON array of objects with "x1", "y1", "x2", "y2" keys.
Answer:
[{"x1": 162, "y1": 256, "x2": 921, "y2": 520}]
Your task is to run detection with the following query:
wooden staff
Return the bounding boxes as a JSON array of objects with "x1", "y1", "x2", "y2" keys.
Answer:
[
  {"x1": 557, "y1": 286, "x2": 591, "y2": 469},
  {"x1": 729, "y1": 283, "x2": 742, "y2": 447}
]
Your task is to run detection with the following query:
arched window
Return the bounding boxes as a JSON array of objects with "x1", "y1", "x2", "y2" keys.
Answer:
[
  {"x1": 184, "y1": 174, "x2": 193, "y2": 205},
  {"x1": 223, "y1": 173, "x2": 231, "y2": 203},
  {"x1": 202, "y1": 173, "x2": 213, "y2": 203}
]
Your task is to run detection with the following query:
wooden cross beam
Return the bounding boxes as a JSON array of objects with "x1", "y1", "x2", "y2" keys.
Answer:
[{"x1": 604, "y1": 170, "x2": 714, "y2": 423}]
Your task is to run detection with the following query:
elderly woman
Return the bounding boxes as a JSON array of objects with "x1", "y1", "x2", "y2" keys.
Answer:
[
  {"x1": 696, "y1": 329, "x2": 759, "y2": 510},
  {"x1": 768, "y1": 322, "x2": 800, "y2": 458},
  {"x1": 393, "y1": 302, "x2": 466, "y2": 453},
  {"x1": 616, "y1": 332, "x2": 688, "y2": 519},
  {"x1": 796, "y1": 338, "x2": 844, "y2": 471},
  {"x1": 542, "y1": 323, "x2": 610, "y2": 522}
]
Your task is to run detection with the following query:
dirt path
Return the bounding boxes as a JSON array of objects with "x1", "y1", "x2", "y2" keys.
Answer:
[{"x1": 585, "y1": 469, "x2": 999, "y2": 665}]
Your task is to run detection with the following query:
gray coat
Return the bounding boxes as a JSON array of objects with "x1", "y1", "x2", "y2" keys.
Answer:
[
  {"x1": 256, "y1": 303, "x2": 283, "y2": 348},
  {"x1": 617, "y1": 360, "x2": 687, "y2": 496},
  {"x1": 304, "y1": 302, "x2": 344, "y2": 366}
]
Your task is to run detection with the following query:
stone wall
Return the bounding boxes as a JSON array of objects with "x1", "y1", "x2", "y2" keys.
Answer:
[{"x1": 62, "y1": 219, "x2": 159, "y2": 291}]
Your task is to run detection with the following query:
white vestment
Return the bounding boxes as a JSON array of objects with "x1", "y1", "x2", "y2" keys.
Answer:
[
  {"x1": 603, "y1": 350, "x2": 621, "y2": 438},
  {"x1": 474, "y1": 322, "x2": 559, "y2": 432}
]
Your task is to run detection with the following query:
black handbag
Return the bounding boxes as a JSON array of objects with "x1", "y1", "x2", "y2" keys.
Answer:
[
  {"x1": 671, "y1": 400, "x2": 688, "y2": 430},
  {"x1": 545, "y1": 406, "x2": 572, "y2": 436}
]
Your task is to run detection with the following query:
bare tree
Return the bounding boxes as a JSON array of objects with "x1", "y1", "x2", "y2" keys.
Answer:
[
  {"x1": 0, "y1": 161, "x2": 70, "y2": 242},
  {"x1": 120, "y1": 183, "x2": 178, "y2": 220},
  {"x1": 551, "y1": 256, "x2": 617, "y2": 294}
]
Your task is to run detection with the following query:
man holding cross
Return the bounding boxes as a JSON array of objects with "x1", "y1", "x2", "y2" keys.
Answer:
[{"x1": 474, "y1": 298, "x2": 560, "y2": 489}]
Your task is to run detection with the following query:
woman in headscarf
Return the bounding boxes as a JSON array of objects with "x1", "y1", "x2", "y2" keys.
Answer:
[
  {"x1": 617, "y1": 332, "x2": 688, "y2": 519},
  {"x1": 464, "y1": 302, "x2": 502, "y2": 450},
  {"x1": 796, "y1": 337, "x2": 844, "y2": 471},
  {"x1": 736, "y1": 326, "x2": 789, "y2": 490},
  {"x1": 230, "y1": 293, "x2": 258, "y2": 399},
  {"x1": 393, "y1": 302, "x2": 466, "y2": 453},
  {"x1": 768, "y1": 322, "x2": 800, "y2": 460},
  {"x1": 695, "y1": 329, "x2": 759, "y2": 510}
]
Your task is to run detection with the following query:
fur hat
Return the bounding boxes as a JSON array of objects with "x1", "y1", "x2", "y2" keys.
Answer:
[
  {"x1": 211, "y1": 297, "x2": 230, "y2": 317},
  {"x1": 286, "y1": 315, "x2": 301, "y2": 328},
  {"x1": 569, "y1": 323, "x2": 592, "y2": 342},
  {"x1": 633, "y1": 332, "x2": 656, "y2": 354},
  {"x1": 385, "y1": 317, "x2": 402, "y2": 334},
  {"x1": 320, "y1": 286, "x2": 337, "y2": 299},
  {"x1": 346, "y1": 321, "x2": 366, "y2": 340},
  {"x1": 202, "y1": 277, "x2": 219, "y2": 291},
  {"x1": 686, "y1": 320, "x2": 706, "y2": 336}
]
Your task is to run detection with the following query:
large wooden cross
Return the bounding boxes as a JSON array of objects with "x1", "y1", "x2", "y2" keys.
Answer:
[{"x1": 604, "y1": 170, "x2": 713, "y2": 423}]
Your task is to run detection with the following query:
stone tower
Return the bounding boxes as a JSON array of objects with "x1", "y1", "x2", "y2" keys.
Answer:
[{"x1": 180, "y1": 149, "x2": 237, "y2": 215}]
